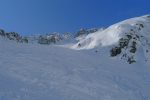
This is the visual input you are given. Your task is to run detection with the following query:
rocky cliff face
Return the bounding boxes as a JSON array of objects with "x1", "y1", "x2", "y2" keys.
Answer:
[{"x1": 110, "y1": 17, "x2": 150, "y2": 64}]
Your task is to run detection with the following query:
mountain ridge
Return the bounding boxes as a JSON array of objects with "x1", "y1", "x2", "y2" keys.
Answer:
[
  {"x1": 0, "y1": 14, "x2": 150, "y2": 100},
  {"x1": 1, "y1": 15, "x2": 150, "y2": 64}
]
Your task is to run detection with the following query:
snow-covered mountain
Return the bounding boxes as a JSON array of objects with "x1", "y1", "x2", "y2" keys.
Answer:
[
  {"x1": 0, "y1": 15, "x2": 150, "y2": 100},
  {"x1": 72, "y1": 15, "x2": 150, "y2": 64},
  {"x1": 73, "y1": 15, "x2": 150, "y2": 49}
]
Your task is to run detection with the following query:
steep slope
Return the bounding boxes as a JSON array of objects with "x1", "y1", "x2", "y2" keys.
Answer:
[{"x1": 72, "y1": 15, "x2": 150, "y2": 63}]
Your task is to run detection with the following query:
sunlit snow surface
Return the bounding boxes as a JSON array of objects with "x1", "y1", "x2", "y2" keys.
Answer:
[
  {"x1": 0, "y1": 15, "x2": 150, "y2": 100},
  {"x1": 72, "y1": 15, "x2": 150, "y2": 50}
]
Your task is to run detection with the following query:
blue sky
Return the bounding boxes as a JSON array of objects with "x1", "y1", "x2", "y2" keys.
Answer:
[{"x1": 0, "y1": 0, "x2": 150, "y2": 35}]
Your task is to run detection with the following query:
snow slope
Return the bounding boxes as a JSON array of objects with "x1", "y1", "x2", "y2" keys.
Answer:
[
  {"x1": 1, "y1": 36, "x2": 150, "y2": 100},
  {"x1": 1, "y1": 15, "x2": 150, "y2": 100},
  {"x1": 72, "y1": 15, "x2": 150, "y2": 50}
]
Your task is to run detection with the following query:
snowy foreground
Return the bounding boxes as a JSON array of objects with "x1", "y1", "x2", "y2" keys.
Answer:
[
  {"x1": 0, "y1": 38, "x2": 150, "y2": 100},
  {"x1": 1, "y1": 15, "x2": 150, "y2": 100}
]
